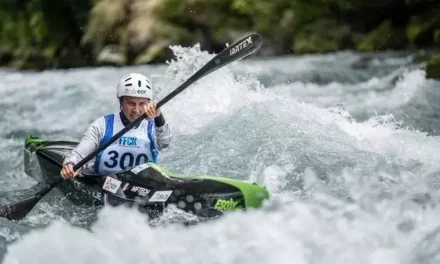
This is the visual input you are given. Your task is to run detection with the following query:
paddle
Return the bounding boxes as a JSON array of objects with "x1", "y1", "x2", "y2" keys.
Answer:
[{"x1": 0, "y1": 33, "x2": 263, "y2": 221}]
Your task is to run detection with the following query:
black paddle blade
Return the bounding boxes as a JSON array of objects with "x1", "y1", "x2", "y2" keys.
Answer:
[
  {"x1": 0, "y1": 195, "x2": 42, "y2": 221},
  {"x1": 157, "y1": 33, "x2": 262, "y2": 108},
  {"x1": 0, "y1": 181, "x2": 58, "y2": 221}
]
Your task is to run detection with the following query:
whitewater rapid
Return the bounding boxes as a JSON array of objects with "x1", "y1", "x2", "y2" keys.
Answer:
[{"x1": 1, "y1": 44, "x2": 440, "y2": 263}]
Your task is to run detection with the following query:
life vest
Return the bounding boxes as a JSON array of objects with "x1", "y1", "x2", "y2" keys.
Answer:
[{"x1": 94, "y1": 113, "x2": 158, "y2": 174}]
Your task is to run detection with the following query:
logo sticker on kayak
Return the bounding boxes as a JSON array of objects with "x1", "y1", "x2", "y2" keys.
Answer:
[
  {"x1": 102, "y1": 177, "x2": 122, "y2": 194},
  {"x1": 131, "y1": 163, "x2": 149, "y2": 174},
  {"x1": 122, "y1": 182, "x2": 131, "y2": 191},
  {"x1": 74, "y1": 181, "x2": 101, "y2": 200},
  {"x1": 131, "y1": 186, "x2": 150, "y2": 196},
  {"x1": 149, "y1": 190, "x2": 172, "y2": 202},
  {"x1": 214, "y1": 198, "x2": 239, "y2": 211}
]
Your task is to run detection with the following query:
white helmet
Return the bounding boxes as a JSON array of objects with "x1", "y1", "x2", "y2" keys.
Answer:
[{"x1": 117, "y1": 73, "x2": 153, "y2": 100}]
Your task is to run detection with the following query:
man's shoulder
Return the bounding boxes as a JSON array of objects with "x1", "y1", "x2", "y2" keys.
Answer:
[
  {"x1": 102, "y1": 112, "x2": 118, "y2": 119},
  {"x1": 90, "y1": 113, "x2": 118, "y2": 128}
]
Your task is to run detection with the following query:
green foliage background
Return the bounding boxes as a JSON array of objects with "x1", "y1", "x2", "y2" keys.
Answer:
[{"x1": 1, "y1": 0, "x2": 439, "y2": 76}]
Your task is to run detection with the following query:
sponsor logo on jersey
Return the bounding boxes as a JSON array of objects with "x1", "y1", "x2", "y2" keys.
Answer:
[{"x1": 119, "y1": 136, "x2": 138, "y2": 147}]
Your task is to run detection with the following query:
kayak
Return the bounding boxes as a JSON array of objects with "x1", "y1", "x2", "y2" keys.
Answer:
[{"x1": 23, "y1": 135, "x2": 270, "y2": 218}]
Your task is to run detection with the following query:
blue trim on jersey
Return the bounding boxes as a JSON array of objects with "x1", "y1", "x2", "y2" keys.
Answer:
[
  {"x1": 147, "y1": 120, "x2": 158, "y2": 163},
  {"x1": 94, "y1": 114, "x2": 115, "y2": 173}
]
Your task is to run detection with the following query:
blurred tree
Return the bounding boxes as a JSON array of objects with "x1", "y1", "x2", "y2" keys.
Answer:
[
  {"x1": 1, "y1": 0, "x2": 440, "y2": 69},
  {"x1": 0, "y1": 0, "x2": 93, "y2": 69}
]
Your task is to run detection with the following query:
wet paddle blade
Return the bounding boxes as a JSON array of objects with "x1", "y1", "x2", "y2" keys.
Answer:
[{"x1": 0, "y1": 181, "x2": 58, "y2": 221}]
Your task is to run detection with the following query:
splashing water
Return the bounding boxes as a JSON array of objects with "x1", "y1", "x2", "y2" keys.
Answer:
[{"x1": 1, "y1": 44, "x2": 440, "y2": 263}]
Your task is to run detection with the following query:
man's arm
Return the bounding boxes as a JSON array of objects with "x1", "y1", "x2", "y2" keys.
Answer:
[
  {"x1": 63, "y1": 117, "x2": 105, "y2": 170},
  {"x1": 153, "y1": 113, "x2": 172, "y2": 150}
]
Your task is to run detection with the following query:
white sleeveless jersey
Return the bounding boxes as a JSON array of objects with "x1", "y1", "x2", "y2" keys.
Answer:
[{"x1": 94, "y1": 113, "x2": 158, "y2": 174}]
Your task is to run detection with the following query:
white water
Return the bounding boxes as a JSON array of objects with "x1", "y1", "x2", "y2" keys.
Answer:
[{"x1": 2, "y1": 44, "x2": 440, "y2": 263}]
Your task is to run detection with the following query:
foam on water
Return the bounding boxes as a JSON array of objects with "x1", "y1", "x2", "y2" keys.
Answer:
[
  {"x1": 2, "y1": 45, "x2": 440, "y2": 263},
  {"x1": 3, "y1": 179, "x2": 440, "y2": 264},
  {"x1": 271, "y1": 68, "x2": 427, "y2": 113},
  {"x1": 154, "y1": 44, "x2": 267, "y2": 135}
]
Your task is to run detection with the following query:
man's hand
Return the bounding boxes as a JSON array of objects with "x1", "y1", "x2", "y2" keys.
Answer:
[
  {"x1": 60, "y1": 163, "x2": 78, "y2": 179},
  {"x1": 143, "y1": 100, "x2": 161, "y2": 120}
]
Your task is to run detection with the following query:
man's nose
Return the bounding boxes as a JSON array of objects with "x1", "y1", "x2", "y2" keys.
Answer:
[{"x1": 133, "y1": 104, "x2": 142, "y2": 113}]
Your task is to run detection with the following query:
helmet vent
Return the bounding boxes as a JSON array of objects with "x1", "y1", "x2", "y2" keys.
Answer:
[
  {"x1": 138, "y1": 80, "x2": 142, "y2": 87},
  {"x1": 125, "y1": 83, "x2": 132, "y2": 87},
  {"x1": 125, "y1": 77, "x2": 132, "y2": 82}
]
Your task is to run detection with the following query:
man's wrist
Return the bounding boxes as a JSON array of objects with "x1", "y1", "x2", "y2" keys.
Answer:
[{"x1": 154, "y1": 113, "x2": 166, "y2": 127}]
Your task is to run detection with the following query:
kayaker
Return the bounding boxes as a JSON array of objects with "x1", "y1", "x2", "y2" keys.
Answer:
[{"x1": 60, "y1": 72, "x2": 172, "y2": 179}]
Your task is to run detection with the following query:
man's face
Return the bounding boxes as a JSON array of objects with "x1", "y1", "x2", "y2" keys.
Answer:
[{"x1": 120, "y1": 96, "x2": 150, "y2": 121}]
